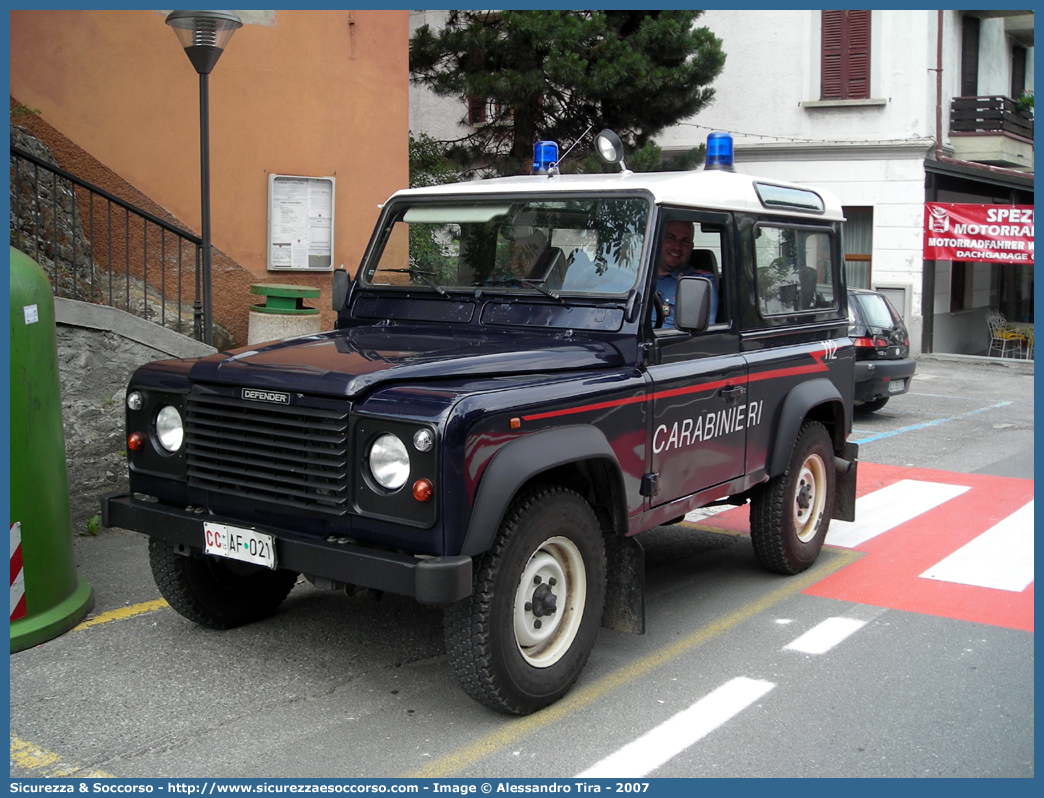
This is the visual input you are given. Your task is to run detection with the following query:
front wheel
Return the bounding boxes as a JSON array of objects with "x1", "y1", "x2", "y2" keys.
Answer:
[
  {"x1": 750, "y1": 421, "x2": 835, "y2": 575},
  {"x1": 444, "y1": 486, "x2": 607, "y2": 715},
  {"x1": 149, "y1": 540, "x2": 298, "y2": 629}
]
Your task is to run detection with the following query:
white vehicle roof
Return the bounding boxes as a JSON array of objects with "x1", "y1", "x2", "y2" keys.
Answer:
[{"x1": 388, "y1": 168, "x2": 845, "y2": 222}]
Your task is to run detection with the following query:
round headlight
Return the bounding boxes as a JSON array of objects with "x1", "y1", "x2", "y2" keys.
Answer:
[
  {"x1": 413, "y1": 428, "x2": 435, "y2": 452},
  {"x1": 155, "y1": 405, "x2": 184, "y2": 452},
  {"x1": 127, "y1": 391, "x2": 143, "y2": 411},
  {"x1": 369, "y1": 433, "x2": 410, "y2": 490}
]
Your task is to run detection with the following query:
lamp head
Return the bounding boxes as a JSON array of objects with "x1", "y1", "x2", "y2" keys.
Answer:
[{"x1": 166, "y1": 10, "x2": 242, "y2": 75}]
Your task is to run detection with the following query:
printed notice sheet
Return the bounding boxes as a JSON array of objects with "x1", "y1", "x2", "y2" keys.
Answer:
[{"x1": 268, "y1": 175, "x2": 335, "y2": 270}]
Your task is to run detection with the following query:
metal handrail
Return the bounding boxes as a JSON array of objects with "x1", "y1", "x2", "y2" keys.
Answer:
[{"x1": 10, "y1": 145, "x2": 207, "y2": 341}]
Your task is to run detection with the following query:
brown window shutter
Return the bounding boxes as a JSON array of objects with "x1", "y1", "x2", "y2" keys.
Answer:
[
  {"x1": 845, "y1": 11, "x2": 870, "y2": 100},
  {"x1": 961, "y1": 16, "x2": 980, "y2": 97},
  {"x1": 821, "y1": 11, "x2": 844, "y2": 99},
  {"x1": 821, "y1": 10, "x2": 871, "y2": 100},
  {"x1": 468, "y1": 96, "x2": 487, "y2": 125},
  {"x1": 1011, "y1": 46, "x2": 1026, "y2": 99}
]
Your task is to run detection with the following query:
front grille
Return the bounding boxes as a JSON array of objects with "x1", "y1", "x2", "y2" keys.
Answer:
[{"x1": 186, "y1": 394, "x2": 350, "y2": 515}]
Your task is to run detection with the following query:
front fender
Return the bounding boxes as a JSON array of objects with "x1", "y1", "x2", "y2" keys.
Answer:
[{"x1": 460, "y1": 425, "x2": 622, "y2": 557}]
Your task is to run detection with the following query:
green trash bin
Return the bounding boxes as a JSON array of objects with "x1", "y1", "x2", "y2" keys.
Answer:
[
  {"x1": 247, "y1": 283, "x2": 322, "y2": 345},
  {"x1": 9, "y1": 247, "x2": 93, "y2": 652}
]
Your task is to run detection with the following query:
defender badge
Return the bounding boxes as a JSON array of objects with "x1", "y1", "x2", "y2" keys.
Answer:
[{"x1": 241, "y1": 388, "x2": 290, "y2": 405}]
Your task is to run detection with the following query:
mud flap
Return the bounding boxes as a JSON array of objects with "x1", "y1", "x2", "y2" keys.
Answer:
[
  {"x1": 602, "y1": 533, "x2": 645, "y2": 634},
  {"x1": 833, "y1": 442, "x2": 859, "y2": 523}
]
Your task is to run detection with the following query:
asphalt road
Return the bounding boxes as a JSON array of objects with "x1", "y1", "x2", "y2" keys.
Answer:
[{"x1": 9, "y1": 356, "x2": 1033, "y2": 779}]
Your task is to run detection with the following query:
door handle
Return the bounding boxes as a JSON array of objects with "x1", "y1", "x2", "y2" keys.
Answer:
[{"x1": 720, "y1": 385, "x2": 746, "y2": 401}]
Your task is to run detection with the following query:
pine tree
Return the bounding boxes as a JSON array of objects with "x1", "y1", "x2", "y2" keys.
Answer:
[{"x1": 410, "y1": 10, "x2": 726, "y2": 176}]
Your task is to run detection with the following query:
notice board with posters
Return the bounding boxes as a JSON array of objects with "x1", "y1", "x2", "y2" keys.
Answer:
[
  {"x1": 923, "y1": 203, "x2": 1034, "y2": 265},
  {"x1": 267, "y1": 175, "x2": 335, "y2": 270}
]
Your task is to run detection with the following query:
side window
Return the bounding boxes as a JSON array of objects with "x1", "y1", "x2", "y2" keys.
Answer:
[
  {"x1": 653, "y1": 217, "x2": 728, "y2": 331},
  {"x1": 754, "y1": 226, "x2": 836, "y2": 316}
]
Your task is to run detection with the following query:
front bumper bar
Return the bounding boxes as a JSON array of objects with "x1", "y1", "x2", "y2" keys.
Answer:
[{"x1": 102, "y1": 493, "x2": 472, "y2": 605}]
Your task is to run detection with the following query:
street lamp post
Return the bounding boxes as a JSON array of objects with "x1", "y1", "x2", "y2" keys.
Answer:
[{"x1": 165, "y1": 10, "x2": 242, "y2": 346}]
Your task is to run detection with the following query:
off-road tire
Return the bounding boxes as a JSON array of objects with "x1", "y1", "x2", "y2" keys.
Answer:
[
  {"x1": 443, "y1": 485, "x2": 607, "y2": 715},
  {"x1": 149, "y1": 539, "x2": 298, "y2": 629},
  {"x1": 856, "y1": 396, "x2": 889, "y2": 413},
  {"x1": 750, "y1": 421, "x2": 834, "y2": 575}
]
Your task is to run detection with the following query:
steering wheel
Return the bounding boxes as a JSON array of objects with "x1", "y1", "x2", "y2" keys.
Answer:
[{"x1": 653, "y1": 291, "x2": 667, "y2": 329}]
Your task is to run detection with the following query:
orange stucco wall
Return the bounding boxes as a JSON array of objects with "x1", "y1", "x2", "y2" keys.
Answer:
[{"x1": 10, "y1": 10, "x2": 408, "y2": 341}]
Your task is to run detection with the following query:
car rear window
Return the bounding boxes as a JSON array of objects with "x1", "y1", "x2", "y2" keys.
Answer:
[{"x1": 854, "y1": 293, "x2": 902, "y2": 328}]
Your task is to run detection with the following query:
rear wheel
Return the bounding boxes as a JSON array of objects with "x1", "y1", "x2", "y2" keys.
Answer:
[
  {"x1": 444, "y1": 486, "x2": 606, "y2": 715},
  {"x1": 856, "y1": 396, "x2": 889, "y2": 413},
  {"x1": 149, "y1": 540, "x2": 298, "y2": 629},
  {"x1": 750, "y1": 421, "x2": 834, "y2": 575}
]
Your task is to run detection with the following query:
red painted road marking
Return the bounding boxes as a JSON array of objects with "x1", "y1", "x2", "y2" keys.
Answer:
[{"x1": 688, "y1": 462, "x2": 1034, "y2": 632}]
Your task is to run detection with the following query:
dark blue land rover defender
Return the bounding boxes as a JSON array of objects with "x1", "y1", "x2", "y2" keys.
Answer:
[{"x1": 104, "y1": 133, "x2": 858, "y2": 715}]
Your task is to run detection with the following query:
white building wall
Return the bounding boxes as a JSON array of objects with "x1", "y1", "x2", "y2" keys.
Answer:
[
  {"x1": 408, "y1": 10, "x2": 469, "y2": 141},
  {"x1": 657, "y1": 10, "x2": 938, "y2": 151},
  {"x1": 406, "y1": 10, "x2": 1032, "y2": 357},
  {"x1": 978, "y1": 18, "x2": 1016, "y2": 97}
]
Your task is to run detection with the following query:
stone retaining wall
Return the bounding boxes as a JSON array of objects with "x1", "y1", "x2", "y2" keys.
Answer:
[{"x1": 54, "y1": 298, "x2": 214, "y2": 535}]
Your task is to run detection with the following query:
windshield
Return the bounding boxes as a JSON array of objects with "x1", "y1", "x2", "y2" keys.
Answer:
[{"x1": 362, "y1": 196, "x2": 650, "y2": 297}]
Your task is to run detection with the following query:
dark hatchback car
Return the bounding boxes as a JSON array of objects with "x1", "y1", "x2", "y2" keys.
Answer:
[{"x1": 848, "y1": 288, "x2": 916, "y2": 412}]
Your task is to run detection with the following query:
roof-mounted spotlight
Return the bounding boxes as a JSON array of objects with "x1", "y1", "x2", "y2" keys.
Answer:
[{"x1": 595, "y1": 129, "x2": 628, "y2": 173}]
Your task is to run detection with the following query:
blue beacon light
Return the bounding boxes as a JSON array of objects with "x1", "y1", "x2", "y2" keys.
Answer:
[
  {"x1": 533, "y1": 140, "x2": 559, "y2": 174},
  {"x1": 705, "y1": 132, "x2": 735, "y2": 172}
]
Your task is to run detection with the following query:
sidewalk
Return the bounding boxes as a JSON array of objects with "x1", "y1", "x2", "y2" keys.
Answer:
[{"x1": 918, "y1": 351, "x2": 1033, "y2": 375}]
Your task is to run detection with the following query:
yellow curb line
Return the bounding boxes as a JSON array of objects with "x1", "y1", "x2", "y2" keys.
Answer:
[
  {"x1": 72, "y1": 598, "x2": 169, "y2": 631},
  {"x1": 10, "y1": 734, "x2": 113, "y2": 778},
  {"x1": 406, "y1": 548, "x2": 861, "y2": 778}
]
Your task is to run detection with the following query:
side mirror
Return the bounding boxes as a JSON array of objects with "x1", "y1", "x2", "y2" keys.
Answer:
[
  {"x1": 674, "y1": 276, "x2": 712, "y2": 332},
  {"x1": 332, "y1": 268, "x2": 350, "y2": 312}
]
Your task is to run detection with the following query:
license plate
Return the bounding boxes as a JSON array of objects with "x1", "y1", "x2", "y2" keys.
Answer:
[
  {"x1": 887, "y1": 379, "x2": 906, "y2": 394},
  {"x1": 203, "y1": 522, "x2": 277, "y2": 569}
]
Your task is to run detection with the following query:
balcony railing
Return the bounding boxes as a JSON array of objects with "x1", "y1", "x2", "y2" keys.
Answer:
[
  {"x1": 950, "y1": 95, "x2": 1034, "y2": 140},
  {"x1": 10, "y1": 145, "x2": 206, "y2": 341}
]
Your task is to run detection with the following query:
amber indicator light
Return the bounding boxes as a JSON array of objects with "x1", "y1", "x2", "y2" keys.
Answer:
[{"x1": 412, "y1": 479, "x2": 433, "y2": 502}]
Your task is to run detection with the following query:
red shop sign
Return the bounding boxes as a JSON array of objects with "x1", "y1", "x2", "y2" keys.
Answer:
[{"x1": 923, "y1": 203, "x2": 1034, "y2": 265}]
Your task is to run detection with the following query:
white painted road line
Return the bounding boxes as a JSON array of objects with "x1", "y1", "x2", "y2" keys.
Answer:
[
  {"x1": 575, "y1": 677, "x2": 775, "y2": 778},
  {"x1": 920, "y1": 500, "x2": 1035, "y2": 592},
  {"x1": 784, "y1": 617, "x2": 867, "y2": 655},
  {"x1": 684, "y1": 504, "x2": 732, "y2": 523},
  {"x1": 825, "y1": 479, "x2": 970, "y2": 548}
]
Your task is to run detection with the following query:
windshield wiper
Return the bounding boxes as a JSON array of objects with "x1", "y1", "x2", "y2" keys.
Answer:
[
  {"x1": 381, "y1": 268, "x2": 450, "y2": 297},
  {"x1": 484, "y1": 277, "x2": 564, "y2": 303},
  {"x1": 518, "y1": 279, "x2": 563, "y2": 302}
]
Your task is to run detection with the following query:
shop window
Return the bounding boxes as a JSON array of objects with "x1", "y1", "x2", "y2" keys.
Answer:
[
  {"x1": 843, "y1": 207, "x2": 872, "y2": 288},
  {"x1": 950, "y1": 262, "x2": 972, "y2": 311}
]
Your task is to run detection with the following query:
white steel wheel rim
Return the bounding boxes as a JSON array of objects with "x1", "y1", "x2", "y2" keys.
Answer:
[
  {"x1": 513, "y1": 536, "x2": 587, "y2": 668},
  {"x1": 793, "y1": 453, "x2": 828, "y2": 543}
]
